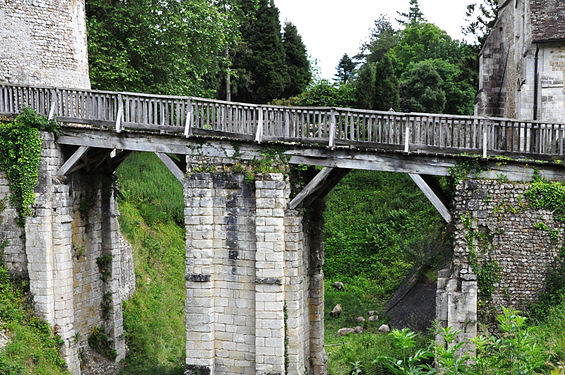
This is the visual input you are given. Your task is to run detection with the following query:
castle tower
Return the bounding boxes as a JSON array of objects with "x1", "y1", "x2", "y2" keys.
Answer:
[{"x1": 0, "y1": 0, "x2": 91, "y2": 89}]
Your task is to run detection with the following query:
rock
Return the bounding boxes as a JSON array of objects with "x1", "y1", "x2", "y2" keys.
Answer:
[
  {"x1": 354, "y1": 326, "x2": 363, "y2": 334},
  {"x1": 329, "y1": 304, "x2": 342, "y2": 318},
  {"x1": 378, "y1": 324, "x2": 390, "y2": 333},
  {"x1": 337, "y1": 327, "x2": 355, "y2": 336},
  {"x1": 368, "y1": 310, "x2": 378, "y2": 316},
  {"x1": 369, "y1": 315, "x2": 378, "y2": 322},
  {"x1": 0, "y1": 326, "x2": 9, "y2": 353},
  {"x1": 355, "y1": 316, "x2": 365, "y2": 323},
  {"x1": 332, "y1": 281, "x2": 345, "y2": 291}
]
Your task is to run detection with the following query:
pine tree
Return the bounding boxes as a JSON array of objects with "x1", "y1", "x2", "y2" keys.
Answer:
[
  {"x1": 282, "y1": 22, "x2": 311, "y2": 98},
  {"x1": 373, "y1": 54, "x2": 400, "y2": 111},
  {"x1": 335, "y1": 54, "x2": 356, "y2": 84},
  {"x1": 355, "y1": 63, "x2": 376, "y2": 109},
  {"x1": 231, "y1": 0, "x2": 287, "y2": 103},
  {"x1": 397, "y1": 0, "x2": 426, "y2": 25}
]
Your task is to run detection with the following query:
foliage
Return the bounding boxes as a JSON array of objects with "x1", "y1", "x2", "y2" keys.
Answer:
[
  {"x1": 374, "y1": 54, "x2": 400, "y2": 111},
  {"x1": 400, "y1": 60, "x2": 446, "y2": 113},
  {"x1": 323, "y1": 171, "x2": 445, "y2": 286},
  {"x1": 96, "y1": 255, "x2": 113, "y2": 283},
  {"x1": 88, "y1": 326, "x2": 117, "y2": 361},
  {"x1": 0, "y1": 262, "x2": 68, "y2": 374},
  {"x1": 86, "y1": 0, "x2": 237, "y2": 96},
  {"x1": 116, "y1": 155, "x2": 187, "y2": 374},
  {"x1": 116, "y1": 153, "x2": 184, "y2": 226},
  {"x1": 358, "y1": 16, "x2": 399, "y2": 65},
  {"x1": 335, "y1": 54, "x2": 356, "y2": 85},
  {"x1": 0, "y1": 108, "x2": 60, "y2": 228},
  {"x1": 353, "y1": 11, "x2": 477, "y2": 116},
  {"x1": 461, "y1": 213, "x2": 500, "y2": 303},
  {"x1": 282, "y1": 22, "x2": 311, "y2": 98},
  {"x1": 464, "y1": 0, "x2": 499, "y2": 47},
  {"x1": 396, "y1": 0, "x2": 426, "y2": 25},
  {"x1": 325, "y1": 276, "x2": 429, "y2": 375},
  {"x1": 354, "y1": 63, "x2": 376, "y2": 110},
  {"x1": 377, "y1": 308, "x2": 553, "y2": 375},
  {"x1": 297, "y1": 80, "x2": 356, "y2": 108},
  {"x1": 230, "y1": 0, "x2": 288, "y2": 103},
  {"x1": 524, "y1": 176, "x2": 565, "y2": 222},
  {"x1": 530, "y1": 248, "x2": 565, "y2": 321}
]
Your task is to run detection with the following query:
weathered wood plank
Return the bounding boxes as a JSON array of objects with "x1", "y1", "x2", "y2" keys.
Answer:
[
  {"x1": 155, "y1": 152, "x2": 185, "y2": 183},
  {"x1": 56, "y1": 146, "x2": 90, "y2": 176},
  {"x1": 409, "y1": 174, "x2": 452, "y2": 223}
]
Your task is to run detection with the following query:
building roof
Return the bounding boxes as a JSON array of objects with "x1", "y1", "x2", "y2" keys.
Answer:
[{"x1": 531, "y1": 0, "x2": 565, "y2": 42}]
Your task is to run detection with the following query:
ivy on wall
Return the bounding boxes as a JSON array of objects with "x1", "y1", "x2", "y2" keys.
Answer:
[{"x1": 0, "y1": 108, "x2": 61, "y2": 227}]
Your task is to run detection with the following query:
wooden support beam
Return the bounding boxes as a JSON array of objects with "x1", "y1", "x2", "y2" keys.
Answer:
[
  {"x1": 155, "y1": 152, "x2": 185, "y2": 184},
  {"x1": 409, "y1": 173, "x2": 452, "y2": 224},
  {"x1": 289, "y1": 167, "x2": 350, "y2": 209},
  {"x1": 109, "y1": 151, "x2": 132, "y2": 172},
  {"x1": 56, "y1": 146, "x2": 90, "y2": 176}
]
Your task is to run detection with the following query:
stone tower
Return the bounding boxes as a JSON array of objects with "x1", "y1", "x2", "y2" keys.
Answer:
[
  {"x1": 478, "y1": 0, "x2": 565, "y2": 122},
  {"x1": 0, "y1": 0, "x2": 91, "y2": 88}
]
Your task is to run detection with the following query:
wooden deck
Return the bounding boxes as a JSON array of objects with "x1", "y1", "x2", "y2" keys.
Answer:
[{"x1": 1, "y1": 84, "x2": 565, "y2": 160}]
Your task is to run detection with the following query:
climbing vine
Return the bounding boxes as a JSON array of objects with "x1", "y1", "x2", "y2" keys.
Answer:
[
  {"x1": 0, "y1": 108, "x2": 61, "y2": 227},
  {"x1": 524, "y1": 172, "x2": 565, "y2": 222},
  {"x1": 449, "y1": 157, "x2": 486, "y2": 185},
  {"x1": 461, "y1": 213, "x2": 501, "y2": 303}
]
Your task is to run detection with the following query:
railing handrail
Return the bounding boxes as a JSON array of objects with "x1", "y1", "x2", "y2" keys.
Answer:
[{"x1": 1, "y1": 82, "x2": 564, "y2": 159}]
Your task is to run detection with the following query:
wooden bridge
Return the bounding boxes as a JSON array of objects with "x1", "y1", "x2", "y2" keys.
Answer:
[{"x1": 2, "y1": 84, "x2": 565, "y2": 161}]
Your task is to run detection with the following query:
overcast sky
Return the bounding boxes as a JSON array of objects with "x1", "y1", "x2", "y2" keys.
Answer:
[{"x1": 274, "y1": 0, "x2": 472, "y2": 80}]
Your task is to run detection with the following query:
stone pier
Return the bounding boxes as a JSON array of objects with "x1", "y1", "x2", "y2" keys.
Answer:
[{"x1": 184, "y1": 170, "x2": 326, "y2": 375}]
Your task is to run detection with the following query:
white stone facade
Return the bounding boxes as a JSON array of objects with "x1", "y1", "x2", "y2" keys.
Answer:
[
  {"x1": 478, "y1": 0, "x2": 565, "y2": 122},
  {"x1": 0, "y1": 0, "x2": 91, "y2": 89},
  {"x1": 184, "y1": 171, "x2": 326, "y2": 375}
]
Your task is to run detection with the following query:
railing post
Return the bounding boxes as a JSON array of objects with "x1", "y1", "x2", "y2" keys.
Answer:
[
  {"x1": 184, "y1": 99, "x2": 192, "y2": 138},
  {"x1": 328, "y1": 109, "x2": 336, "y2": 149},
  {"x1": 404, "y1": 116, "x2": 410, "y2": 153},
  {"x1": 255, "y1": 106, "x2": 264, "y2": 143},
  {"x1": 483, "y1": 120, "x2": 489, "y2": 158},
  {"x1": 48, "y1": 89, "x2": 57, "y2": 120},
  {"x1": 116, "y1": 94, "x2": 124, "y2": 133}
]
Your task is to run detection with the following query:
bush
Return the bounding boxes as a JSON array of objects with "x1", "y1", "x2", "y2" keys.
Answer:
[{"x1": 376, "y1": 308, "x2": 553, "y2": 375}]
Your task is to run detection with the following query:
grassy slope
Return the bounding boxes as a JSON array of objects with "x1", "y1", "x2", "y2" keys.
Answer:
[
  {"x1": 0, "y1": 266, "x2": 68, "y2": 375},
  {"x1": 116, "y1": 153, "x2": 185, "y2": 375},
  {"x1": 323, "y1": 170, "x2": 444, "y2": 374},
  {"x1": 114, "y1": 156, "x2": 565, "y2": 374}
]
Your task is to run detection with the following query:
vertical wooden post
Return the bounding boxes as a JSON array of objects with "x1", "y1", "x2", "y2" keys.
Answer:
[
  {"x1": 404, "y1": 117, "x2": 410, "y2": 153},
  {"x1": 116, "y1": 94, "x2": 124, "y2": 133},
  {"x1": 184, "y1": 99, "x2": 192, "y2": 138},
  {"x1": 255, "y1": 106, "x2": 264, "y2": 143},
  {"x1": 48, "y1": 89, "x2": 57, "y2": 120},
  {"x1": 483, "y1": 120, "x2": 488, "y2": 158},
  {"x1": 328, "y1": 110, "x2": 336, "y2": 149}
]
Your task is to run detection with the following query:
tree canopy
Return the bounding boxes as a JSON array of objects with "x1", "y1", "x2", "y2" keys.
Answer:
[{"x1": 86, "y1": 0, "x2": 239, "y2": 96}]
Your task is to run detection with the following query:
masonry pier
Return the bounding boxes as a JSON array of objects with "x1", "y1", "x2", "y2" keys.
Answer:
[{"x1": 184, "y1": 169, "x2": 327, "y2": 375}]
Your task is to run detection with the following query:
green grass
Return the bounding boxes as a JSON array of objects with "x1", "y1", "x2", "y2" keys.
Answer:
[
  {"x1": 116, "y1": 153, "x2": 186, "y2": 375},
  {"x1": 0, "y1": 265, "x2": 68, "y2": 375}
]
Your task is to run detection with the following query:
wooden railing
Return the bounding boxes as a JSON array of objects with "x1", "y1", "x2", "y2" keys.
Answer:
[{"x1": 1, "y1": 84, "x2": 564, "y2": 159}]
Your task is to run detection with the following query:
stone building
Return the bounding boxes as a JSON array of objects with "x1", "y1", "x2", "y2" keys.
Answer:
[{"x1": 478, "y1": 0, "x2": 565, "y2": 122}]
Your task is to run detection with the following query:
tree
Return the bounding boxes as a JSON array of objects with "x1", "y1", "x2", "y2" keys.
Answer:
[
  {"x1": 397, "y1": 0, "x2": 426, "y2": 25},
  {"x1": 231, "y1": 0, "x2": 288, "y2": 103},
  {"x1": 358, "y1": 15, "x2": 398, "y2": 65},
  {"x1": 335, "y1": 54, "x2": 356, "y2": 84},
  {"x1": 282, "y1": 22, "x2": 311, "y2": 98},
  {"x1": 374, "y1": 54, "x2": 400, "y2": 111},
  {"x1": 86, "y1": 0, "x2": 235, "y2": 96},
  {"x1": 464, "y1": 0, "x2": 499, "y2": 47},
  {"x1": 400, "y1": 60, "x2": 446, "y2": 113},
  {"x1": 297, "y1": 80, "x2": 356, "y2": 107},
  {"x1": 355, "y1": 63, "x2": 376, "y2": 110}
]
